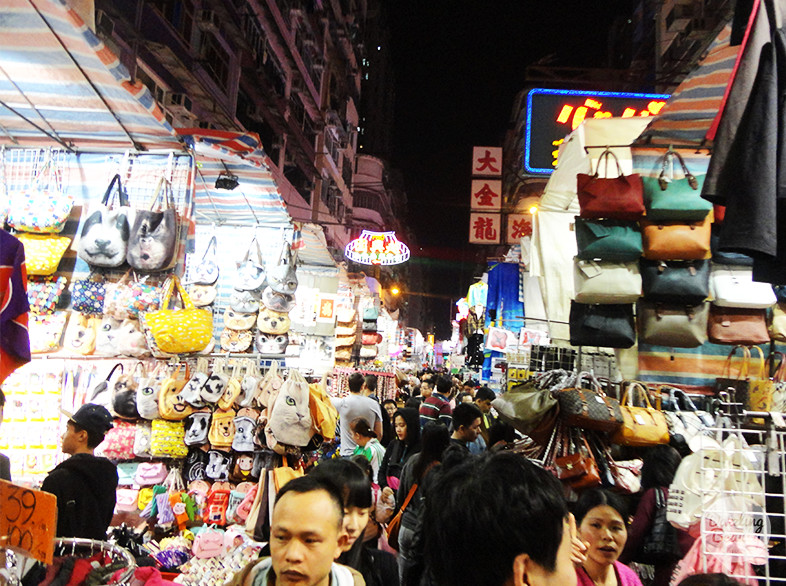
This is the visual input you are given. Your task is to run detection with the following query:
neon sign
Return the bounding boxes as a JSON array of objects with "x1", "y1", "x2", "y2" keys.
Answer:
[
  {"x1": 524, "y1": 88, "x2": 670, "y2": 175},
  {"x1": 345, "y1": 230, "x2": 411, "y2": 266}
]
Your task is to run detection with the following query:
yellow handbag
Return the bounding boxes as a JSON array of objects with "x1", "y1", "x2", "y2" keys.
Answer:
[
  {"x1": 17, "y1": 233, "x2": 71, "y2": 275},
  {"x1": 140, "y1": 276, "x2": 213, "y2": 355},
  {"x1": 150, "y1": 418, "x2": 188, "y2": 458},
  {"x1": 611, "y1": 381, "x2": 670, "y2": 447}
]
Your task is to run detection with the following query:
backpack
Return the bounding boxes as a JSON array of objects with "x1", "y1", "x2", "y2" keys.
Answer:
[{"x1": 308, "y1": 377, "x2": 338, "y2": 440}]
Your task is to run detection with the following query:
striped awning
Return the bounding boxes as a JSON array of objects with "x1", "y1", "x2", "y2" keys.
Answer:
[
  {"x1": 296, "y1": 222, "x2": 339, "y2": 268},
  {"x1": 637, "y1": 23, "x2": 739, "y2": 146},
  {"x1": 178, "y1": 129, "x2": 292, "y2": 228},
  {"x1": 0, "y1": 0, "x2": 182, "y2": 151}
]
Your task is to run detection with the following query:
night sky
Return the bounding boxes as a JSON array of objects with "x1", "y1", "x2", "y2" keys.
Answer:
[{"x1": 386, "y1": 1, "x2": 634, "y2": 337}]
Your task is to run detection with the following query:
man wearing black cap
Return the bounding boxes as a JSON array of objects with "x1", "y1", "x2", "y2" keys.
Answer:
[{"x1": 41, "y1": 403, "x2": 118, "y2": 540}]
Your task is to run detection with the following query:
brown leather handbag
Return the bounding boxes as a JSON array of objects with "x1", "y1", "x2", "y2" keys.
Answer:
[
  {"x1": 554, "y1": 428, "x2": 601, "y2": 490},
  {"x1": 641, "y1": 215, "x2": 712, "y2": 261},
  {"x1": 708, "y1": 305, "x2": 770, "y2": 345},
  {"x1": 577, "y1": 149, "x2": 645, "y2": 221}
]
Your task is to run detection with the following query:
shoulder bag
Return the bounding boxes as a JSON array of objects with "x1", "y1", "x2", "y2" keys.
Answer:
[
  {"x1": 576, "y1": 149, "x2": 645, "y2": 220},
  {"x1": 611, "y1": 382, "x2": 669, "y2": 447},
  {"x1": 17, "y1": 233, "x2": 71, "y2": 276},
  {"x1": 639, "y1": 259, "x2": 710, "y2": 304},
  {"x1": 127, "y1": 177, "x2": 178, "y2": 271},
  {"x1": 637, "y1": 301, "x2": 709, "y2": 348},
  {"x1": 77, "y1": 174, "x2": 131, "y2": 267},
  {"x1": 192, "y1": 235, "x2": 219, "y2": 285},
  {"x1": 553, "y1": 426, "x2": 601, "y2": 490},
  {"x1": 574, "y1": 217, "x2": 643, "y2": 262},
  {"x1": 568, "y1": 301, "x2": 636, "y2": 348},
  {"x1": 641, "y1": 215, "x2": 712, "y2": 261},
  {"x1": 234, "y1": 235, "x2": 266, "y2": 293},
  {"x1": 634, "y1": 488, "x2": 682, "y2": 563},
  {"x1": 140, "y1": 276, "x2": 213, "y2": 355},
  {"x1": 386, "y1": 482, "x2": 418, "y2": 551},
  {"x1": 708, "y1": 305, "x2": 769, "y2": 345},
  {"x1": 642, "y1": 149, "x2": 711, "y2": 221},
  {"x1": 710, "y1": 265, "x2": 777, "y2": 309},
  {"x1": 7, "y1": 156, "x2": 73, "y2": 233},
  {"x1": 573, "y1": 258, "x2": 641, "y2": 304}
]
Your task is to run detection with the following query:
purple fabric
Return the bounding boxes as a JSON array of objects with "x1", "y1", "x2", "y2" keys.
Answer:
[{"x1": 0, "y1": 230, "x2": 30, "y2": 384}]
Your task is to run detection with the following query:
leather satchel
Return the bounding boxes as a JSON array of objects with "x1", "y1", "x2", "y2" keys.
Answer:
[
  {"x1": 573, "y1": 258, "x2": 641, "y2": 304},
  {"x1": 637, "y1": 301, "x2": 709, "y2": 348},
  {"x1": 569, "y1": 301, "x2": 636, "y2": 348},
  {"x1": 642, "y1": 149, "x2": 712, "y2": 221},
  {"x1": 611, "y1": 382, "x2": 670, "y2": 447},
  {"x1": 576, "y1": 149, "x2": 645, "y2": 221},
  {"x1": 554, "y1": 429, "x2": 601, "y2": 490},
  {"x1": 639, "y1": 259, "x2": 710, "y2": 304},
  {"x1": 710, "y1": 265, "x2": 777, "y2": 309},
  {"x1": 491, "y1": 370, "x2": 562, "y2": 436},
  {"x1": 574, "y1": 217, "x2": 643, "y2": 262},
  {"x1": 641, "y1": 215, "x2": 712, "y2": 261},
  {"x1": 556, "y1": 373, "x2": 623, "y2": 433},
  {"x1": 707, "y1": 305, "x2": 769, "y2": 345}
]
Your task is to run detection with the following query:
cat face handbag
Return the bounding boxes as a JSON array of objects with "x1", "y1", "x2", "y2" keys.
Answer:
[
  {"x1": 256, "y1": 331, "x2": 289, "y2": 356},
  {"x1": 113, "y1": 363, "x2": 143, "y2": 419},
  {"x1": 127, "y1": 177, "x2": 178, "y2": 271},
  {"x1": 137, "y1": 363, "x2": 166, "y2": 420},
  {"x1": 220, "y1": 329, "x2": 253, "y2": 353},
  {"x1": 230, "y1": 290, "x2": 260, "y2": 314},
  {"x1": 7, "y1": 157, "x2": 73, "y2": 234},
  {"x1": 140, "y1": 276, "x2": 213, "y2": 355},
  {"x1": 262, "y1": 286, "x2": 296, "y2": 313},
  {"x1": 257, "y1": 307, "x2": 291, "y2": 335},
  {"x1": 224, "y1": 308, "x2": 256, "y2": 330},
  {"x1": 267, "y1": 368, "x2": 313, "y2": 447},
  {"x1": 17, "y1": 233, "x2": 71, "y2": 276},
  {"x1": 192, "y1": 235, "x2": 219, "y2": 285},
  {"x1": 267, "y1": 242, "x2": 298, "y2": 295},
  {"x1": 189, "y1": 284, "x2": 217, "y2": 307},
  {"x1": 77, "y1": 174, "x2": 131, "y2": 267},
  {"x1": 234, "y1": 236, "x2": 266, "y2": 293}
]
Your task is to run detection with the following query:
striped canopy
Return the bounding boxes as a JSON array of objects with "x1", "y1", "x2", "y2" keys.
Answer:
[
  {"x1": 179, "y1": 129, "x2": 292, "y2": 228},
  {"x1": 0, "y1": 0, "x2": 182, "y2": 151},
  {"x1": 638, "y1": 23, "x2": 739, "y2": 146}
]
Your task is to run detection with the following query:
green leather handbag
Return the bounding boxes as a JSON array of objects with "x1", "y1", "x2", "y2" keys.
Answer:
[
  {"x1": 575, "y1": 217, "x2": 643, "y2": 261},
  {"x1": 642, "y1": 149, "x2": 712, "y2": 221}
]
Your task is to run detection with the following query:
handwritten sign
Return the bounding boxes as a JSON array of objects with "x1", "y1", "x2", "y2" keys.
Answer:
[{"x1": 0, "y1": 479, "x2": 57, "y2": 564}]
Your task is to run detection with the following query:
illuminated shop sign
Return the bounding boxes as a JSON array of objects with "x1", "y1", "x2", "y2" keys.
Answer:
[
  {"x1": 524, "y1": 88, "x2": 670, "y2": 175},
  {"x1": 345, "y1": 230, "x2": 411, "y2": 265}
]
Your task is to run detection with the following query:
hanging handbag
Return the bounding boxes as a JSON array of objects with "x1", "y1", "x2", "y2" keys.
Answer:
[
  {"x1": 707, "y1": 305, "x2": 770, "y2": 345},
  {"x1": 574, "y1": 217, "x2": 643, "y2": 261},
  {"x1": 71, "y1": 274, "x2": 107, "y2": 316},
  {"x1": 641, "y1": 215, "x2": 712, "y2": 261},
  {"x1": 710, "y1": 265, "x2": 777, "y2": 309},
  {"x1": 98, "y1": 419, "x2": 137, "y2": 460},
  {"x1": 189, "y1": 284, "x2": 218, "y2": 307},
  {"x1": 641, "y1": 149, "x2": 711, "y2": 221},
  {"x1": 556, "y1": 372, "x2": 623, "y2": 433},
  {"x1": 660, "y1": 386, "x2": 713, "y2": 451},
  {"x1": 29, "y1": 311, "x2": 68, "y2": 353},
  {"x1": 553, "y1": 427, "x2": 601, "y2": 490},
  {"x1": 611, "y1": 382, "x2": 670, "y2": 447},
  {"x1": 771, "y1": 302, "x2": 786, "y2": 342},
  {"x1": 637, "y1": 301, "x2": 709, "y2": 348},
  {"x1": 572, "y1": 258, "x2": 641, "y2": 304},
  {"x1": 63, "y1": 314, "x2": 99, "y2": 355},
  {"x1": 746, "y1": 345, "x2": 774, "y2": 414},
  {"x1": 639, "y1": 259, "x2": 710, "y2": 304},
  {"x1": 127, "y1": 275, "x2": 161, "y2": 317},
  {"x1": 491, "y1": 370, "x2": 562, "y2": 435},
  {"x1": 568, "y1": 301, "x2": 636, "y2": 348},
  {"x1": 576, "y1": 149, "x2": 645, "y2": 220},
  {"x1": 267, "y1": 242, "x2": 298, "y2": 295},
  {"x1": 713, "y1": 345, "x2": 751, "y2": 413},
  {"x1": 140, "y1": 276, "x2": 213, "y2": 355},
  {"x1": 17, "y1": 233, "x2": 71, "y2": 276},
  {"x1": 27, "y1": 276, "x2": 67, "y2": 314},
  {"x1": 127, "y1": 177, "x2": 178, "y2": 271},
  {"x1": 77, "y1": 174, "x2": 131, "y2": 267},
  {"x1": 192, "y1": 235, "x2": 219, "y2": 285},
  {"x1": 158, "y1": 364, "x2": 194, "y2": 421},
  {"x1": 150, "y1": 419, "x2": 188, "y2": 458},
  {"x1": 7, "y1": 156, "x2": 73, "y2": 233},
  {"x1": 234, "y1": 235, "x2": 266, "y2": 293}
]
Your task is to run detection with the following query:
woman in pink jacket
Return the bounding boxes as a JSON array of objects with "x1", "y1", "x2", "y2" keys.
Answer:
[{"x1": 574, "y1": 488, "x2": 643, "y2": 586}]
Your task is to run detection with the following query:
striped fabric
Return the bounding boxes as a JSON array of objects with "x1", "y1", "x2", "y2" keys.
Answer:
[
  {"x1": 0, "y1": 0, "x2": 181, "y2": 151},
  {"x1": 178, "y1": 130, "x2": 291, "y2": 227},
  {"x1": 638, "y1": 23, "x2": 739, "y2": 146}
]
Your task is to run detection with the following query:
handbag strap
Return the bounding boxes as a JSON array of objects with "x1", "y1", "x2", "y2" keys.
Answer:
[
  {"x1": 592, "y1": 148, "x2": 624, "y2": 179},
  {"x1": 162, "y1": 275, "x2": 196, "y2": 311},
  {"x1": 202, "y1": 235, "x2": 217, "y2": 263},
  {"x1": 749, "y1": 345, "x2": 766, "y2": 380},
  {"x1": 398, "y1": 481, "x2": 419, "y2": 515},
  {"x1": 102, "y1": 174, "x2": 129, "y2": 207},
  {"x1": 106, "y1": 363, "x2": 124, "y2": 382},
  {"x1": 623, "y1": 381, "x2": 655, "y2": 409},
  {"x1": 659, "y1": 148, "x2": 698, "y2": 190},
  {"x1": 149, "y1": 177, "x2": 175, "y2": 212},
  {"x1": 721, "y1": 345, "x2": 751, "y2": 380}
]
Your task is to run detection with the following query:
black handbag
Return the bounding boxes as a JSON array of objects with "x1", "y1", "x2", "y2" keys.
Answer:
[
  {"x1": 569, "y1": 302, "x2": 636, "y2": 348},
  {"x1": 635, "y1": 487, "x2": 682, "y2": 563},
  {"x1": 640, "y1": 259, "x2": 710, "y2": 303}
]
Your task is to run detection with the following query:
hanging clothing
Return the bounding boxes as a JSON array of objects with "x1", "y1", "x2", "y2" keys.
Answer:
[
  {"x1": 466, "y1": 281, "x2": 488, "y2": 308},
  {"x1": 0, "y1": 230, "x2": 30, "y2": 384},
  {"x1": 484, "y1": 262, "x2": 524, "y2": 332}
]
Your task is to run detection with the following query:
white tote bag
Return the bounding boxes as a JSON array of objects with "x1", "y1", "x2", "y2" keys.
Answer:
[
  {"x1": 573, "y1": 258, "x2": 642, "y2": 304},
  {"x1": 710, "y1": 265, "x2": 777, "y2": 308}
]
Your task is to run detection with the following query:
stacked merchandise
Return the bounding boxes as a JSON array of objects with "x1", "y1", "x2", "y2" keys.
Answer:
[
  {"x1": 359, "y1": 306, "x2": 382, "y2": 362},
  {"x1": 334, "y1": 307, "x2": 357, "y2": 366},
  {"x1": 570, "y1": 146, "x2": 782, "y2": 349}
]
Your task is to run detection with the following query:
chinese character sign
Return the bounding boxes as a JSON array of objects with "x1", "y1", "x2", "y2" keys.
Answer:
[
  {"x1": 472, "y1": 146, "x2": 502, "y2": 177},
  {"x1": 469, "y1": 213, "x2": 501, "y2": 244},
  {"x1": 506, "y1": 213, "x2": 532, "y2": 244},
  {"x1": 470, "y1": 179, "x2": 502, "y2": 211}
]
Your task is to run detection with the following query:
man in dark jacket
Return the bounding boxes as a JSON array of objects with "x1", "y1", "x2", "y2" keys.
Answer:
[{"x1": 41, "y1": 403, "x2": 118, "y2": 540}]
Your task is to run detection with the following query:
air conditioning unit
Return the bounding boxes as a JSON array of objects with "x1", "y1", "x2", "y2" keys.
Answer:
[
  {"x1": 95, "y1": 9, "x2": 114, "y2": 36},
  {"x1": 168, "y1": 93, "x2": 193, "y2": 115},
  {"x1": 197, "y1": 9, "x2": 220, "y2": 33}
]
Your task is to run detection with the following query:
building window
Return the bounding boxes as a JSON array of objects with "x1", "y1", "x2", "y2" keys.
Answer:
[
  {"x1": 153, "y1": 0, "x2": 195, "y2": 46},
  {"x1": 200, "y1": 34, "x2": 230, "y2": 88}
]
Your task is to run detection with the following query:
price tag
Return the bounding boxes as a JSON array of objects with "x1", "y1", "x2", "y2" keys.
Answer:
[
  {"x1": 0, "y1": 479, "x2": 57, "y2": 564},
  {"x1": 595, "y1": 395, "x2": 605, "y2": 404},
  {"x1": 633, "y1": 414, "x2": 647, "y2": 425}
]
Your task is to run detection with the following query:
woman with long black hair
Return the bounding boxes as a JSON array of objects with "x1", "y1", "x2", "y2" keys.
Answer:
[{"x1": 378, "y1": 407, "x2": 421, "y2": 491}]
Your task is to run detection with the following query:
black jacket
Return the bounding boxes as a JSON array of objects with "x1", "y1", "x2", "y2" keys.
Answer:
[
  {"x1": 379, "y1": 408, "x2": 421, "y2": 489},
  {"x1": 40, "y1": 453, "x2": 118, "y2": 540}
]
